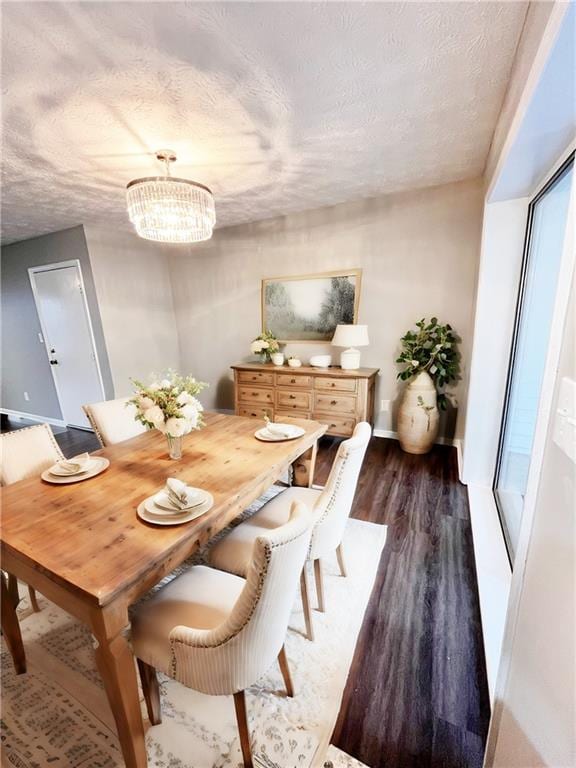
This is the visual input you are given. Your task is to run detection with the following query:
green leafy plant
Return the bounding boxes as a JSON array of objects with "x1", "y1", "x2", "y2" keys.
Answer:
[{"x1": 396, "y1": 317, "x2": 460, "y2": 410}]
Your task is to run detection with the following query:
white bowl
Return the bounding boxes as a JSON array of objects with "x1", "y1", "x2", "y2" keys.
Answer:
[
  {"x1": 309, "y1": 354, "x2": 332, "y2": 368},
  {"x1": 288, "y1": 358, "x2": 302, "y2": 368}
]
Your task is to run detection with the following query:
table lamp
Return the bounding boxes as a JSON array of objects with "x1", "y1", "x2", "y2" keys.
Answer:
[{"x1": 331, "y1": 324, "x2": 369, "y2": 369}]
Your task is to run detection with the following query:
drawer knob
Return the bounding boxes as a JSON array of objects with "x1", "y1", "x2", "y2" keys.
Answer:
[
  {"x1": 331, "y1": 383, "x2": 335, "y2": 387},
  {"x1": 289, "y1": 394, "x2": 296, "y2": 399},
  {"x1": 291, "y1": 378, "x2": 296, "y2": 383},
  {"x1": 331, "y1": 399, "x2": 337, "y2": 405}
]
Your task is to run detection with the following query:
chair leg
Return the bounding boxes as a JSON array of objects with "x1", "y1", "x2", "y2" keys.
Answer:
[
  {"x1": 300, "y1": 564, "x2": 314, "y2": 642},
  {"x1": 137, "y1": 658, "x2": 162, "y2": 725},
  {"x1": 336, "y1": 542, "x2": 348, "y2": 578},
  {"x1": 28, "y1": 586, "x2": 40, "y2": 613},
  {"x1": 314, "y1": 558, "x2": 325, "y2": 612},
  {"x1": 233, "y1": 690, "x2": 253, "y2": 768},
  {"x1": 277, "y1": 644, "x2": 294, "y2": 697}
]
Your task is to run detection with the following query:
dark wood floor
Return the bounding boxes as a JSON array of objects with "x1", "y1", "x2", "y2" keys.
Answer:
[
  {"x1": 1, "y1": 415, "x2": 100, "y2": 455},
  {"x1": 316, "y1": 436, "x2": 490, "y2": 768},
  {"x1": 2, "y1": 417, "x2": 489, "y2": 767}
]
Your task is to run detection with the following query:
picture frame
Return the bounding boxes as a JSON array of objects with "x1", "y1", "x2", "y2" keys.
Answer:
[{"x1": 261, "y1": 269, "x2": 362, "y2": 343}]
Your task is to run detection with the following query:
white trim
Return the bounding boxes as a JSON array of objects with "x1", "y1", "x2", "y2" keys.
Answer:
[
  {"x1": 0, "y1": 407, "x2": 65, "y2": 428},
  {"x1": 28, "y1": 260, "x2": 106, "y2": 426},
  {"x1": 485, "y1": 152, "x2": 576, "y2": 765},
  {"x1": 486, "y1": 2, "x2": 570, "y2": 200},
  {"x1": 467, "y1": 484, "x2": 512, "y2": 703}
]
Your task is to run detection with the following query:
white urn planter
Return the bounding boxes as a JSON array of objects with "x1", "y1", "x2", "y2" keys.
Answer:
[{"x1": 397, "y1": 371, "x2": 439, "y2": 455}]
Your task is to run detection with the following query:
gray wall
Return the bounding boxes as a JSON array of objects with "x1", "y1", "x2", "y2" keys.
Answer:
[
  {"x1": 168, "y1": 178, "x2": 484, "y2": 439},
  {"x1": 1, "y1": 225, "x2": 113, "y2": 420}
]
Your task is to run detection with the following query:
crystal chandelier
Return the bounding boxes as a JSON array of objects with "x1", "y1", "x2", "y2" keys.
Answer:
[{"x1": 126, "y1": 150, "x2": 215, "y2": 243}]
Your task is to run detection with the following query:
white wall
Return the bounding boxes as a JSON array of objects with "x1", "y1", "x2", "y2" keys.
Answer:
[
  {"x1": 167, "y1": 179, "x2": 483, "y2": 439},
  {"x1": 487, "y1": 275, "x2": 575, "y2": 768},
  {"x1": 84, "y1": 226, "x2": 180, "y2": 397}
]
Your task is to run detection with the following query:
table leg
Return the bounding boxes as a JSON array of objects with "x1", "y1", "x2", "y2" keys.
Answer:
[
  {"x1": 292, "y1": 441, "x2": 318, "y2": 488},
  {"x1": 91, "y1": 605, "x2": 147, "y2": 768},
  {"x1": 1, "y1": 573, "x2": 26, "y2": 674}
]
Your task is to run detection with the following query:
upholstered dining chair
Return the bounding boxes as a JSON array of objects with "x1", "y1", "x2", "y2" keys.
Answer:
[
  {"x1": 130, "y1": 501, "x2": 312, "y2": 768},
  {"x1": 208, "y1": 422, "x2": 372, "y2": 641},
  {"x1": 83, "y1": 397, "x2": 146, "y2": 447},
  {"x1": 0, "y1": 423, "x2": 65, "y2": 612}
]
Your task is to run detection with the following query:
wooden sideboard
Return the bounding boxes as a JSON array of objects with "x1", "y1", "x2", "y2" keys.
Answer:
[{"x1": 232, "y1": 363, "x2": 379, "y2": 437}]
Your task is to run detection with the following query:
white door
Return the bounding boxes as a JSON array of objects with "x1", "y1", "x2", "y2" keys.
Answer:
[{"x1": 30, "y1": 262, "x2": 104, "y2": 429}]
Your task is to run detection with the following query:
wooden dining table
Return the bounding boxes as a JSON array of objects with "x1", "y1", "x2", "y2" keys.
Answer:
[{"x1": 0, "y1": 412, "x2": 326, "y2": 768}]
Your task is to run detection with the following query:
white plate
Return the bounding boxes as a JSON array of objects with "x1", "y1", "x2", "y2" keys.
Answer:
[
  {"x1": 41, "y1": 457, "x2": 110, "y2": 484},
  {"x1": 49, "y1": 458, "x2": 98, "y2": 477},
  {"x1": 146, "y1": 490, "x2": 209, "y2": 517},
  {"x1": 137, "y1": 493, "x2": 214, "y2": 526},
  {"x1": 152, "y1": 487, "x2": 205, "y2": 512},
  {"x1": 255, "y1": 426, "x2": 305, "y2": 442}
]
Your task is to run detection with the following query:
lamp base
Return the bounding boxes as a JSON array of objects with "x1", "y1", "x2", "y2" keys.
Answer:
[{"x1": 340, "y1": 348, "x2": 361, "y2": 370}]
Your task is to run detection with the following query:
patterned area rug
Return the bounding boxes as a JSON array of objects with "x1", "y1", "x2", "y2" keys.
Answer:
[{"x1": 1, "y1": 489, "x2": 386, "y2": 768}]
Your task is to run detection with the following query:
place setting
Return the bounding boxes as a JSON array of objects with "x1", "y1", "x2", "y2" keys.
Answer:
[
  {"x1": 41, "y1": 452, "x2": 109, "y2": 484},
  {"x1": 137, "y1": 477, "x2": 214, "y2": 526},
  {"x1": 254, "y1": 415, "x2": 306, "y2": 443}
]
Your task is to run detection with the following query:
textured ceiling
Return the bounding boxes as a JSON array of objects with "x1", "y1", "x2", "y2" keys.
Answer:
[{"x1": 2, "y1": 1, "x2": 528, "y2": 245}]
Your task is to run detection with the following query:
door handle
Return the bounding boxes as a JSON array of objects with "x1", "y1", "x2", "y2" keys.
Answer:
[{"x1": 49, "y1": 359, "x2": 58, "y2": 365}]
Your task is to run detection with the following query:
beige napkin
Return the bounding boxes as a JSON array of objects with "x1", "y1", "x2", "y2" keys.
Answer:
[
  {"x1": 56, "y1": 452, "x2": 91, "y2": 475},
  {"x1": 165, "y1": 478, "x2": 200, "y2": 510},
  {"x1": 266, "y1": 422, "x2": 298, "y2": 438}
]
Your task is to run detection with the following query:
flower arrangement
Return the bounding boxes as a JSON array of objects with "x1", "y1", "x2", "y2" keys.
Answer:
[
  {"x1": 396, "y1": 317, "x2": 459, "y2": 410},
  {"x1": 250, "y1": 330, "x2": 280, "y2": 362},
  {"x1": 129, "y1": 372, "x2": 208, "y2": 437}
]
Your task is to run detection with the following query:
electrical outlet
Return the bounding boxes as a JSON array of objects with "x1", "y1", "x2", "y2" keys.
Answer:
[
  {"x1": 23, "y1": 391, "x2": 30, "y2": 401},
  {"x1": 380, "y1": 399, "x2": 391, "y2": 412}
]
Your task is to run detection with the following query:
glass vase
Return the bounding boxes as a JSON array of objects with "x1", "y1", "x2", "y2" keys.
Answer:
[
  {"x1": 260, "y1": 352, "x2": 271, "y2": 364},
  {"x1": 166, "y1": 434, "x2": 183, "y2": 460}
]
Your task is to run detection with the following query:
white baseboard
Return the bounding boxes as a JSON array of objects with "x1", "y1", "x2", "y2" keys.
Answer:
[
  {"x1": 467, "y1": 484, "x2": 512, "y2": 704},
  {"x1": 0, "y1": 408, "x2": 65, "y2": 428}
]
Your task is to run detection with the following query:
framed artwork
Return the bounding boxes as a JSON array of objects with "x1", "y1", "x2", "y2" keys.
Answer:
[{"x1": 261, "y1": 269, "x2": 362, "y2": 342}]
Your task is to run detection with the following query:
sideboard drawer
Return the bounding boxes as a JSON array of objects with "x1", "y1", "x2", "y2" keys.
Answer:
[
  {"x1": 238, "y1": 405, "x2": 273, "y2": 419},
  {"x1": 276, "y1": 374, "x2": 312, "y2": 388},
  {"x1": 315, "y1": 377, "x2": 357, "y2": 393},
  {"x1": 276, "y1": 390, "x2": 312, "y2": 411},
  {"x1": 314, "y1": 392, "x2": 357, "y2": 414},
  {"x1": 238, "y1": 370, "x2": 274, "y2": 386},
  {"x1": 313, "y1": 412, "x2": 356, "y2": 436},
  {"x1": 275, "y1": 410, "x2": 310, "y2": 421},
  {"x1": 238, "y1": 387, "x2": 274, "y2": 404}
]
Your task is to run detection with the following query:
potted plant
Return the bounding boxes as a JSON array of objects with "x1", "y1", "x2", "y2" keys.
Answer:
[
  {"x1": 395, "y1": 317, "x2": 459, "y2": 454},
  {"x1": 250, "y1": 330, "x2": 280, "y2": 363}
]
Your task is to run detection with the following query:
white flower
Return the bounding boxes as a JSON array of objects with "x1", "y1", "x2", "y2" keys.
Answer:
[
  {"x1": 144, "y1": 405, "x2": 165, "y2": 428},
  {"x1": 138, "y1": 396, "x2": 154, "y2": 411},
  {"x1": 260, "y1": 340, "x2": 269, "y2": 349},
  {"x1": 180, "y1": 403, "x2": 200, "y2": 426},
  {"x1": 160, "y1": 379, "x2": 172, "y2": 389},
  {"x1": 164, "y1": 417, "x2": 190, "y2": 437},
  {"x1": 411, "y1": 360, "x2": 420, "y2": 367},
  {"x1": 148, "y1": 382, "x2": 160, "y2": 391},
  {"x1": 176, "y1": 391, "x2": 194, "y2": 406},
  {"x1": 251, "y1": 340, "x2": 264, "y2": 353}
]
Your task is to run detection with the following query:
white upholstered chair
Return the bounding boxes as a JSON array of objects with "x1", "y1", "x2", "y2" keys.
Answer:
[
  {"x1": 0, "y1": 423, "x2": 65, "y2": 611},
  {"x1": 208, "y1": 422, "x2": 372, "y2": 640},
  {"x1": 131, "y1": 500, "x2": 312, "y2": 768},
  {"x1": 83, "y1": 397, "x2": 146, "y2": 447}
]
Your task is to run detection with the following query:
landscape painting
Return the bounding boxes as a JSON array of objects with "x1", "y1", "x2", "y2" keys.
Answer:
[{"x1": 262, "y1": 269, "x2": 361, "y2": 342}]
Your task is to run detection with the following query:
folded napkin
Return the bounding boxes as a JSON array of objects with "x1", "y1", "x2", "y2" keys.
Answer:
[
  {"x1": 56, "y1": 452, "x2": 91, "y2": 475},
  {"x1": 265, "y1": 422, "x2": 298, "y2": 438},
  {"x1": 165, "y1": 477, "x2": 199, "y2": 510}
]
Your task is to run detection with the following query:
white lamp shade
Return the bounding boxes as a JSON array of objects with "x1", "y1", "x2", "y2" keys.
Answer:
[{"x1": 331, "y1": 324, "x2": 369, "y2": 348}]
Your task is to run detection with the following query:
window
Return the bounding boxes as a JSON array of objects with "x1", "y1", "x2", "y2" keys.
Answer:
[{"x1": 494, "y1": 154, "x2": 574, "y2": 563}]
